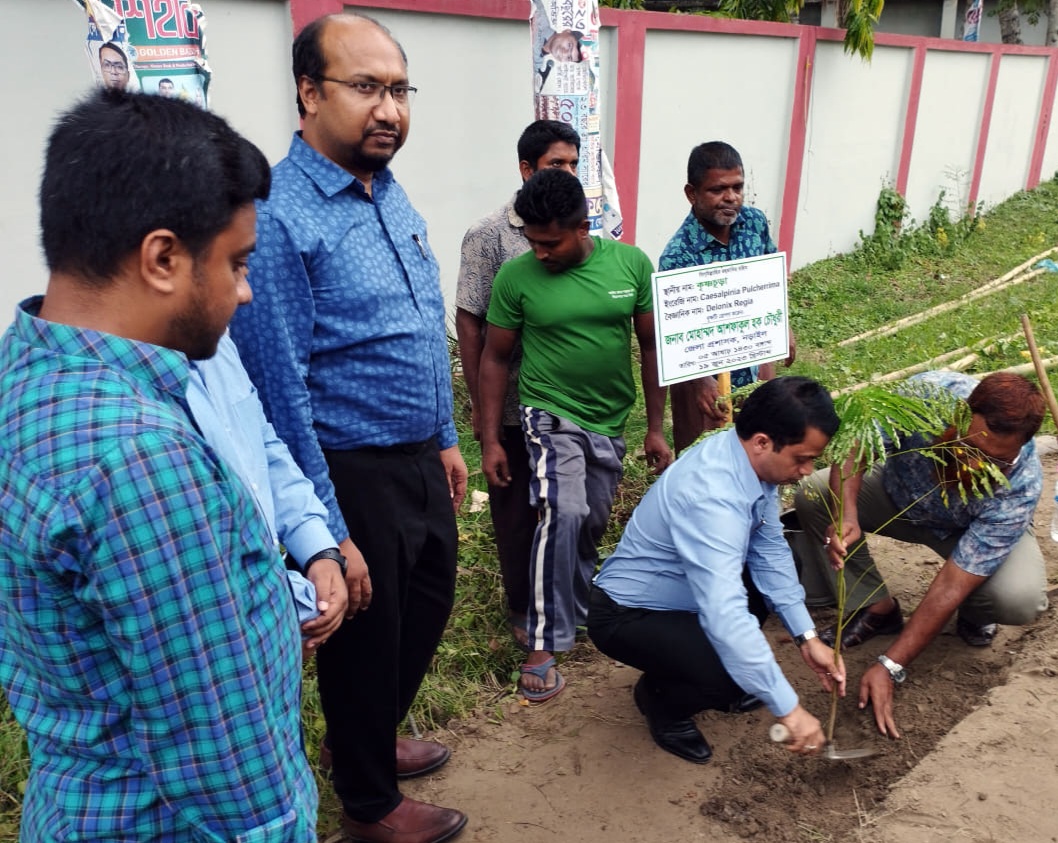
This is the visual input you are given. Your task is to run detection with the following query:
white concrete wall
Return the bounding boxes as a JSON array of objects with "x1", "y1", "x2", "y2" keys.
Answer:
[
  {"x1": 636, "y1": 30, "x2": 798, "y2": 265},
  {"x1": 2, "y1": 2, "x2": 1054, "y2": 322},
  {"x1": 978, "y1": 54, "x2": 1048, "y2": 208},
  {"x1": 904, "y1": 50, "x2": 990, "y2": 222},
  {"x1": 793, "y1": 42, "x2": 911, "y2": 261},
  {"x1": 0, "y1": 0, "x2": 294, "y2": 324}
]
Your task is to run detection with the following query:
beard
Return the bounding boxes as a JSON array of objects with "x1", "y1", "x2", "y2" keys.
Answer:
[
  {"x1": 172, "y1": 266, "x2": 228, "y2": 361},
  {"x1": 346, "y1": 124, "x2": 404, "y2": 173}
]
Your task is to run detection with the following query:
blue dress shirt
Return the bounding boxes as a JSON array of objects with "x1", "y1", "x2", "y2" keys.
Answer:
[
  {"x1": 188, "y1": 334, "x2": 340, "y2": 624},
  {"x1": 231, "y1": 133, "x2": 458, "y2": 539},
  {"x1": 594, "y1": 428, "x2": 814, "y2": 716}
]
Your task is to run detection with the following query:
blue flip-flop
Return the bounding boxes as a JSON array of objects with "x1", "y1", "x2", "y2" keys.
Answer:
[{"x1": 519, "y1": 656, "x2": 566, "y2": 703}]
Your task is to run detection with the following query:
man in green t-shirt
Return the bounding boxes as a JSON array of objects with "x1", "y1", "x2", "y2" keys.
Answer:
[{"x1": 480, "y1": 169, "x2": 673, "y2": 702}]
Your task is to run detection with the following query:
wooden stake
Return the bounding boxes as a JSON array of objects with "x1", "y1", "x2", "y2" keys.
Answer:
[
  {"x1": 717, "y1": 371, "x2": 732, "y2": 424},
  {"x1": 1020, "y1": 314, "x2": 1058, "y2": 425}
]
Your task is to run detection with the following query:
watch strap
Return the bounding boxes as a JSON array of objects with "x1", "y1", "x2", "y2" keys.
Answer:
[{"x1": 304, "y1": 547, "x2": 347, "y2": 576}]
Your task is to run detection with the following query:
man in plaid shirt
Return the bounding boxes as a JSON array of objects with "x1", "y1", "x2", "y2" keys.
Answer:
[{"x1": 0, "y1": 90, "x2": 316, "y2": 841}]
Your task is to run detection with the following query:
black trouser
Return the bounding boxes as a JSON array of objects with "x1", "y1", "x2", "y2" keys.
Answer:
[
  {"x1": 488, "y1": 425, "x2": 538, "y2": 617},
  {"x1": 318, "y1": 440, "x2": 458, "y2": 822},
  {"x1": 587, "y1": 575, "x2": 767, "y2": 723}
]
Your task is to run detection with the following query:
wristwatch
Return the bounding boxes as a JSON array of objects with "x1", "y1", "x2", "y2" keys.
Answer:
[
  {"x1": 877, "y1": 654, "x2": 907, "y2": 683},
  {"x1": 304, "y1": 547, "x2": 348, "y2": 577},
  {"x1": 793, "y1": 628, "x2": 818, "y2": 647}
]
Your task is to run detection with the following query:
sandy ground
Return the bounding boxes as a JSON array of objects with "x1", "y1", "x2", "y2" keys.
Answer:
[{"x1": 327, "y1": 439, "x2": 1058, "y2": 843}]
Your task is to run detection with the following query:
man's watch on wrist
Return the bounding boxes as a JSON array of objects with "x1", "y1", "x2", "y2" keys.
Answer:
[
  {"x1": 877, "y1": 654, "x2": 907, "y2": 683},
  {"x1": 304, "y1": 547, "x2": 348, "y2": 577},
  {"x1": 793, "y1": 628, "x2": 818, "y2": 647}
]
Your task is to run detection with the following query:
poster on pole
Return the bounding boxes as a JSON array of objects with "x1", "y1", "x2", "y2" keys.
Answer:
[
  {"x1": 653, "y1": 253, "x2": 789, "y2": 387},
  {"x1": 963, "y1": 0, "x2": 983, "y2": 41},
  {"x1": 530, "y1": 0, "x2": 622, "y2": 239},
  {"x1": 73, "y1": 0, "x2": 211, "y2": 105}
]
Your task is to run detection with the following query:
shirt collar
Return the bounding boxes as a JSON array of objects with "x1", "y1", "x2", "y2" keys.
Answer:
[
  {"x1": 506, "y1": 195, "x2": 525, "y2": 228},
  {"x1": 683, "y1": 209, "x2": 747, "y2": 248},
  {"x1": 720, "y1": 427, "x2": 775, "y2": 501},
  {"x1": 287, "y1": 131, "x2": 394, "y2": 199},
  {"x1": 14, "y1": 296, "x2": 190, "y2": 401}
]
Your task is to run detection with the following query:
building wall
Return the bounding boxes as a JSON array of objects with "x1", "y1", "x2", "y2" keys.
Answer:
[
  {"x1": 0, "y1": 0, "x2": 295, "y2": 323},
  {"x1": 2, "y1": 1, "x2": 1056, "y2": 323}
]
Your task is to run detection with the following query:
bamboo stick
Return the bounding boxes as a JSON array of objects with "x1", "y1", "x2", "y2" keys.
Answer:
[
  {"x1": 837, "y1": 267, "x2": 1046, "y2": 347},
  {"x1": 997, "y1": 356, "x2": 1058, "y2": 378},
  {"x1": 1020, "y1": 314, "x2": 1058, "y2": 425}
]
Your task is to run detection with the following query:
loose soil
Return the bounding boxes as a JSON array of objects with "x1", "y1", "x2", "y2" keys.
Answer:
[{"x1": 332, "y1": 440, "x2": 1058, "y2": 843}]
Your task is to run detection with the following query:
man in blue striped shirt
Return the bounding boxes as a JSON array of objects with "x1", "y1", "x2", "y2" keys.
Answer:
[{"x1": 0, "y1": 90, "x2": 316, "y2": 841}]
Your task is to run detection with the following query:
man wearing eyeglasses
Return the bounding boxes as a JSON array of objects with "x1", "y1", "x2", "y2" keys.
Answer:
[
  {"x1": 230, "y1": 12, "x2": 467, "y2": 843},
  {"x1": 793, "y1": 370, "x2": 1048, "y2": 739},
  {"x1": 98, "y1": 42, "x2": 130, "y2": 91}
]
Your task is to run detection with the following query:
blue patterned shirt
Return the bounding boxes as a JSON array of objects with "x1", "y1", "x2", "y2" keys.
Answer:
[
  {"x1": 0, "y1": 299, "x2": 317, "y2": 842},
  {"x1": 231, "y1": 133, "x2": 457, "y2": 539},
  {"x1": 658, "y1": 207, "x2": 777, "y2": 386},
  {"x1": 882, "y1": 371, "x2": 1042, "y2": 577}
]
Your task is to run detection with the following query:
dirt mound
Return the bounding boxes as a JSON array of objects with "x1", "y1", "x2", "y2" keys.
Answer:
[{"x1": 350, "y1": 441, "x2": 1058, "y2": 843}]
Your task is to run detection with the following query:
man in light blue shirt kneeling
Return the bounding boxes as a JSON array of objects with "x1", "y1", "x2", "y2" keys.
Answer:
[{"x1": 589, "y1": 376, "x2": 845, "y2": 763}]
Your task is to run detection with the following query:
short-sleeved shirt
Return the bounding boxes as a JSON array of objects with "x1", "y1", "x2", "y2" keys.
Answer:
[
  {"x1": 487, "y1": 237, "x2": 654, "y2": 437},
  {"x1": 882, "y1": 370, "x2": 1042, "y2": 577},
  {"x1": 456, "y1": 198, "x2": 529, "y2": 426},
  {"x1": 659, "y1": 206, "x2": 777, "y2": 386}
]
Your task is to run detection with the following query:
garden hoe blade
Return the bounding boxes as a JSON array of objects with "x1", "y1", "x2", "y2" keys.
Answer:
[
  {"x1": 821, "y1": 742, "x2": 876, "y2": 761},
  {"x1": 769, "y1": 723, "x2": 876, "y2": 761}
]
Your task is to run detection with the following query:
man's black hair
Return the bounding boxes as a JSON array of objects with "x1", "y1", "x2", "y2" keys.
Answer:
[
  {"x1": 516, "y1": 120, "x2": 581, "y2": 168},
  {"x1": 735, "y1": 376, "x2": 839, "y2": 450},
  {"x1": 514, "y1": 169, "x2": 587, "y2": 229},
  {"x1": 687, "y1": 141, "x2": 743, "y2": 188},
  {"x1": 40, "y1": 88, "x2": 270, "y2": 283},
  {"x1": 292, "y1": 12, "x2": 408, "y2": 118},
  {"x1": 99, "y1": 41, "x2": 128, "y2": 67}
]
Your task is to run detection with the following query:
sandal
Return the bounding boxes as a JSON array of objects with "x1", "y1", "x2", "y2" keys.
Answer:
[
  {"x1": 820, "y1": 599, "x2": 904, "y2": 649},
  {"x1": 518, "y1": 656, "x2": 566, "y2": 704}
]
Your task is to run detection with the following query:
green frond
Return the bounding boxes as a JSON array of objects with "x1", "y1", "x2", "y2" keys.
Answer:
[{"x1": 826, "y1": 383, "x2": 953, "y2": 469}]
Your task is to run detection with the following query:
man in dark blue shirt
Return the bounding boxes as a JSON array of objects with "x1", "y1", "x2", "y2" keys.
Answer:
[{"x1": 230, "y1": 13, "x2": 467, "y2": 843}]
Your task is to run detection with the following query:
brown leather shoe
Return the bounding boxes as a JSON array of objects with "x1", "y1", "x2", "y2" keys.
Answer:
[
  {"x1": 396, "y1": 737, "x2": 451, "y2": 779},
  {"x1": 319, "y1": 737, "x2": 451, "y2": 780},
  {"x1": 341, "y1": 796, "x2": 467, "y2": 843}
]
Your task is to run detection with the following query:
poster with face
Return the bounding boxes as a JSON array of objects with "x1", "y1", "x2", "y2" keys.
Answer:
[
  {"x1": 74, "y1": 0, "x2": 211, "y2": 107},
  {"x1": 530, "y1": 0, "x2": 622, "y2": 240}
]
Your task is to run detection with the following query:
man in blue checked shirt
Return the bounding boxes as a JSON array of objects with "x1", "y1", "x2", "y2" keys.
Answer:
[{"x1": 0, "y1": 90, "x2": 317, "y2": 841}]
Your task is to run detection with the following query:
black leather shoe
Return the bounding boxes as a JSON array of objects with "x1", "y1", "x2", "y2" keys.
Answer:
[
  {"x1": 633, "y1": 678, "x2": 712, "y2": 764},
  {"x1": 729, "y1": 693, "x2": 765, "y2": 714},
  {"x1": 956, "y1": 617, "x2": 998, "y2": 647},
  {"x1": 820, "y1": 599, "x2": 904, "y2": 649}
]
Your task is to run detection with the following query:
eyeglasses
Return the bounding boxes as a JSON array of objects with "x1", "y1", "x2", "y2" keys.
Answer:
[
  {"x1": 982, "y1": 451, "x2": 1021, "y2": 472},
  {"x1": 315, "y1": 77, "x2": 417, "y2": 106},
  {"x1": 101, "y1": 60, "x2": 128, "y2": 73},
  {"x1": 962, "y1": 445, "x2": 1021, "y2": 474}
]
